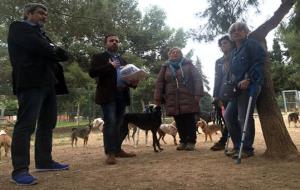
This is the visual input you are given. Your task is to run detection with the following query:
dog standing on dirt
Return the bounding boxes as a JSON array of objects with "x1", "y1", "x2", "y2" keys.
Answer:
[
  {"x1": 196, "y1": 111, "x2": 215, "y2": 124},
  {"x1": 158, "y1": 121, "x2": 177, "y2": 145},
  {"x1": 121, "y1": 105, "x2": 163, "y2": 152},
  {"x1": 196, "y1": 120, "x2": 221, "y2": 142},
  {"x1": 71, "y1": 123, "x2": 93, "y2": 147},
  {"x1": 0, "y1": 128, "x2": 11, "y2": 159},
  {"x1": 288, "y1": 112, "x2": 299, "y2": 127}
]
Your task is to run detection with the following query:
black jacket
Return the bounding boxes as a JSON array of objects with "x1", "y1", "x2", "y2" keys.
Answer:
[
  {"x1": 7, "y1": 21, "x2": 68, "y2": 95},
  {"x1": 89, "y1": 51, "x2": 130, "y2": 105}
]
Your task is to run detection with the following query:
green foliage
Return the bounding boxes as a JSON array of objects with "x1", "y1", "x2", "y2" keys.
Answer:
[
  {"x1": 275, "y1": 93, "x2": 285, "y2": 111},
  {"x1": 280, "y1": 29, "x2": 300, "y2": 66},
  {"x1": 270, "y1": 39, "x2": 283, "y2": 63},
  {"x1": 195, "y1": 56, "x2": 210, "y2": 92},
  {"x1": 269, "y1": 37, "x2": 300, "y2": 94},
  {"x1": 0, "y1": 0, "x2": 188, "y2": 114},
  {"x1": 56, "y1": 120, "x2": 89, "y2": 128},
  {"x1": 274, "y1": 1, "x2": 299, "y2": 67},
  {"x1": 192, "y1": 0, "x2": 259, "y2": 41},
  {"x1": 276, "y1": 1, "x2": 300, "y2": 93},
  {"x1": 199, "y1": 92, "x2": 213, "y2": 112}
]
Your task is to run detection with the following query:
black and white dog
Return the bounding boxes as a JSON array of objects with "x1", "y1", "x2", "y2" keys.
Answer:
[
  {"x1": 288, "y1": 112, "x2": 299, "y2": 127},
  {"x1": 121, "y1": 105, "x2": 163, "y2": 152}
]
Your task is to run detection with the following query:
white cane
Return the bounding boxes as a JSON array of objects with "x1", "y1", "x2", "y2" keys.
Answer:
[{"x1": 236, "y1": 92, "x2": 254, "y2": 164}]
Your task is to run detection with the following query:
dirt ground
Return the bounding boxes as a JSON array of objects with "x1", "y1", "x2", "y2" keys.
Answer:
[{"x1": 1, "y1": 115, "x2": 300, "y2": 190}]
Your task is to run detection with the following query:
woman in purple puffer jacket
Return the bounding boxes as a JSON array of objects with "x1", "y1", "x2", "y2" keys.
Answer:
[{"x1": 154, "y1": 47, "x2": 204, "y2": 151}]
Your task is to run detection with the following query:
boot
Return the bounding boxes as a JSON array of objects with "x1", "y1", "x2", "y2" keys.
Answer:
[
  {"x1": 210, "y1": 142, "x2": 225, "y2": 151},
  {"x1": 105, "y1": 154, "x2": 116, "y2": 165},
  {"x1": 185, "y1": 143, "x2": 195, "y2": 151},
  {"x1": 116, "y1": 149, "x2": 136, "y2": 158},
  {"x1": 176, "y1": 143, "x2": 186, "y2": 151}
]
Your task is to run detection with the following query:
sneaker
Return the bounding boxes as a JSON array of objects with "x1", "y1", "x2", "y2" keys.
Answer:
[
  {"x1": 176, "y1": 143, "x2": 186, "y2": 151},
  {"x1": 115, "y1": 149, "x2": 136, "y2": 158},
  {"x1": 11, "y1": 171, "x2": 38, "y2": 186},
  {"x1": 36, "y1": 161, "x2": 69, "y2": 172},
  {"x1": 232, "y1": 151, "x2": 254, "y2": 159},
  {"x1": 210, "y1": 142, "x2": 225, "y2": 151},
  {"x1": 185, "y1": 143, "x2": 195, "y2": 151},
  {"x1": 105, "y1": 154, "x2": 117, "y2": 165}
]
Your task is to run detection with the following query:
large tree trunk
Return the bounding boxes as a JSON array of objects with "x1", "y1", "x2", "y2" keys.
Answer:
[
  {"x1": 256, "y1": 56, "x2": 298, "y2": 158},
  {"x1": 250, "y1": 0, "x2": 298, "y2": 158}
]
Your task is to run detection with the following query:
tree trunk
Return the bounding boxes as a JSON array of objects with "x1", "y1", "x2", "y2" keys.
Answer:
[
  {"x1": 76, "y1": 103, "x2": 80, "y2": 127},
  {"x1": 250, "y1": 0, "x2": 298, "y2": 159},
  {"x1": 256, "y1": 56, "x2": 298, "y2": 159}
]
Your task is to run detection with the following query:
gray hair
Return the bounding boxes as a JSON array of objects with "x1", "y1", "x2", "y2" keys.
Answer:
[
  {"x1": 228, "y1": 22, "x2": 250, "y2": 35},
  {"x1": 23, "y1": 3, "x2": 47, "y2": 20},
  {"x1": 168, "y1": 47, "x2": 183, "y2": 57}
]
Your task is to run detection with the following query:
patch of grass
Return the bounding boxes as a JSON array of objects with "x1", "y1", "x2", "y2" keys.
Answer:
[{"x1": 56, "y1": 120, "x2": 89, "y2": 128}]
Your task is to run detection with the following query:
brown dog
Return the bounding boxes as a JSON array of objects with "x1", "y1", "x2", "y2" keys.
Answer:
[
  {"x1": 71, "y1": 123, "x2": 93, "y2": 147},
  {"x1": 196, "y1": 120, "x2": 221, "y2": 142},
  {"x1": 0, "y1": 128, "x2": 11, "y2": 159}
]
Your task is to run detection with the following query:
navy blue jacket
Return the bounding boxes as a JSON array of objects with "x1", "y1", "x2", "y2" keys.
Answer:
[
  {"x1": 213, "y1": 57, "x2": 225, "y2": 98},
  {"x1": 230, "y1": 38, "x2": 266, "y2": 87}
]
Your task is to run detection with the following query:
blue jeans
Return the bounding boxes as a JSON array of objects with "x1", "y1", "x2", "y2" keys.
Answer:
[
  {"x1": 11, "y1": 86, "x2": 57, "y2": 176},
  {"x1": 101, "y1": 90, "x2": 127, "y2": 155},
  {"x1": 224, "y1": 86, "x2": 261, "y2": 152}
]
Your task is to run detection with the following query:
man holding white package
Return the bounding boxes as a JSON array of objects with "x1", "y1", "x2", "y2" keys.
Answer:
[{"x1": 89, "y1": 34, "x2": 140, "y2": 165}]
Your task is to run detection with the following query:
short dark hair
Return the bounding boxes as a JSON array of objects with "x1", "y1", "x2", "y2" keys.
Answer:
[
  {"x1": 23, "y1": 3, "x2": 47, "y2": 20},
  {"x1": 104, "y1": 34, "x2": 118, "y2": 44},
  {"x1": 218, "y1": 35, "x2": 235, "y2": 47}
]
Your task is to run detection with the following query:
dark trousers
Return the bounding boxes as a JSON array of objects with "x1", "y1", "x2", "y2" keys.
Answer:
[
  {"x1": 11, "y1": 86, "x2": 57, "y2": 176},
  {"x1": 219, "y1": 126, "x2": 229, "y2": 145},
  {"x1": 101, "y1": 90, "x2": 127, "y2": 155},
  {"x1": 217, "y1": 102, "x2": 230, "y2": 145},
  {"x1": 174, "y1": 113, "x2": 196, "y2": 144}
]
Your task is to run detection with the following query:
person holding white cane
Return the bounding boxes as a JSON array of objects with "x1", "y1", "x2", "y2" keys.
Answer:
[{"x1": 224, "y1": 22, "x2": 266, "y2": 160}]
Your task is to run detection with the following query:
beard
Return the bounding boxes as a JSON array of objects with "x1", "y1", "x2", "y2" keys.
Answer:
[{"x1": 108, "y1": 45, "x2": 118, "y2": 52}]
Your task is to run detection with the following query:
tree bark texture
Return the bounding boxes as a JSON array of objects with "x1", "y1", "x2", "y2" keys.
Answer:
[{"x1": 249, "y1": 0, "x2": 298, "y2": 158}]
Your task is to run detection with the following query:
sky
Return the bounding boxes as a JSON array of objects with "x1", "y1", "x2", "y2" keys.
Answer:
[{"x1": 138, "y1": 0, "x2": 285, "y2": 95}]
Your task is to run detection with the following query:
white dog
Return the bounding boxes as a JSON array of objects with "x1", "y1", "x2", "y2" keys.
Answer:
[
  {"x1": 92, "y1": 118, "x2": 104, "y2": 132},
  {"x1": 158, "y1": 121, "x2": 177, "y2": 145}
]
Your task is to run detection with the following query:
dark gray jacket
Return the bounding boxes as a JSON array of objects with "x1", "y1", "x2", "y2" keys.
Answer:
[{"x1": 7, "y1": 21, "x2": 69, "y2": 95}]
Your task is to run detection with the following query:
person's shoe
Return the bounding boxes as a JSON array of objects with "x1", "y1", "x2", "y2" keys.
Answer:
[
  {"x1": 185, "y1": 143, "x2": 195, "y2": 151},
  {"x1": 11, "y1": 171, "x2": 38, "y2": 186},
  {"x1": 105, "y1": 154, "x2": 117, "y2": 165},
  {"x1": 115, "y1": 149, "x2": 136, "y2": 158},
  {"x1": 225, "y1": 149, "x2": 238, "y2": 157},
  {"x1": 210, "y1": 142, "x2": 225, "y2": 151},
  {"x1": 176, "y1": 143, "x2": 186, "y2": 151},
  {"x1": 36, "y1": 161, "x2": 69, "y2": 172},
  {"x1": 232, "y1": 151, "x2": 254, "y2": 159}
]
